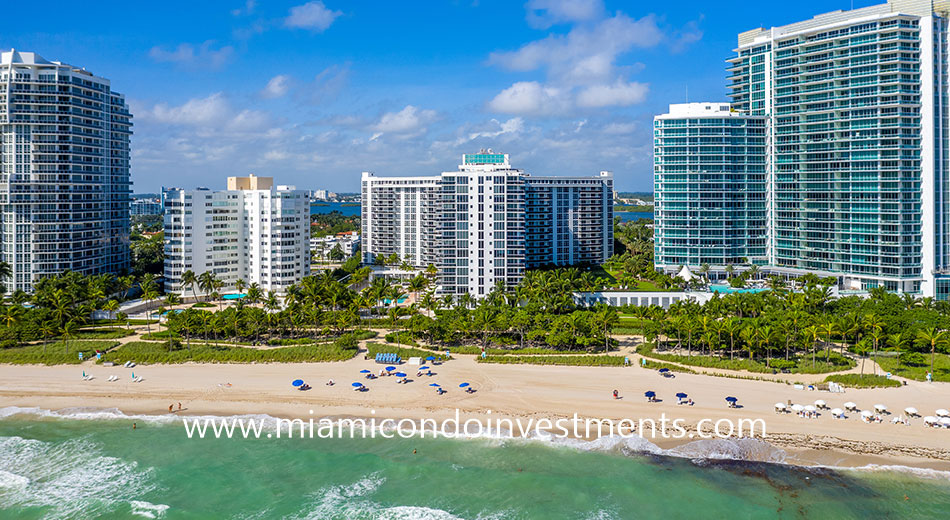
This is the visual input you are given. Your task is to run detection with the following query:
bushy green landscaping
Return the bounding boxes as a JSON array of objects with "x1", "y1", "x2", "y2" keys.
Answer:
[
  {"x1": 637, "y1": 343, "x2": 854, "y2": 374},
  {"x1": 0, "y1": 341, "x2": 119, "y2": 365},
  {"x1": 99, "y1": 334, "x2": 364, "y2": 364},
  {"x1": 477, "y1": 355, "x2": 624, "y2": 366},
  {"x1": 824, "y1": 374, "x2": 902, "y2": 389},
  {"x1": 640, "y1": 359, "x2": 696, "y2": 374},
  {"x1": 69, "y1": 328, "x2": 135, "y2": 339},
  {"x1": 874, "y1": 352, "x2": 950, "y2": 382}
]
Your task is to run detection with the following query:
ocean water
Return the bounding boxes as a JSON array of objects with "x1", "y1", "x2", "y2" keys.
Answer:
[{"x1": 1, "y1": 408, "x2": 949, "y2": 519}]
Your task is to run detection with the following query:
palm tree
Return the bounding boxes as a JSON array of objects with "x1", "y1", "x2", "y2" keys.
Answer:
[
  {"x1": 888, "y1": 331, "x2": 908, "y2": 372},
  {"x1": 594, "y1": 307, "x2": 619, "y2": 353},
  {"x1": 102, "y1": 300, "x2": 120, "y2": 330},
  {"x1": 181, "y1": 270, "x2": 199, "y2": 303},
  {"x1": 60, "y1": 319, "x2": 80, "y2": 355},
  {"x1": 1, "y1": 305, "x2": 23, "y2": 346},
  {"x1": 142, "y1": 283, "x2": 160, "y2": 335},
  {"x1": 915, "y1": 327, "x2": 946, "y2": 382},
  {"x1": 198, "y1": 272, "x2": 217, "y2": 302}
]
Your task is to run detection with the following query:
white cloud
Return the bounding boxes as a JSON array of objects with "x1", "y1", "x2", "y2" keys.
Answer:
[
  {"x1": 576, "y1": 81, "x2": 648, "y2": 108},
  {"x1": 372, "y1": 105, "x2": 437, "y2": 134},
  {"x1": 148, "y1": 41, "x2": 235, "y2": 69},
  {"x1": 526, "y1": 0, "x2": 604, "y2": 29},
  {"x1": 487, "y1": 82, "x2": 566, "y2": 116},
  {"x1": 231, "y1": 0, "x2": 256, "y2": 16},
  {"x1": 261, "y1": 74, "x2": 291, "y2": 98},
  {"x1": 145, "y1": 93, "x2": 270, "y2": 132},
  {"x1": 284, "y1": 1, "x2": 342, "y2": 31},
  {"x1": 489, "y1": 14, "x2": 663, "y2": 86}
]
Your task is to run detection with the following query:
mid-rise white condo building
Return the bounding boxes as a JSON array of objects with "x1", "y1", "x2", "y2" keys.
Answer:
[
  {"x1": 163, "y1": 175, "x2": 310, "y2": 294},
  {"x1": 0, "y1": 50, "x2": 131, "y2": 292},
  {"x1": 362, "y1": 151, "x2": 613, "y2": 298}
]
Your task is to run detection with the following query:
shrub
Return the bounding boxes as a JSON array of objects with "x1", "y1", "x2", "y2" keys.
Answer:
[
  {"x1": 98, "y1": 333, "x2": 364, "y2": 364},
  {"x1": 384, "y1": 332, "x2": 419, "y2": 347}
]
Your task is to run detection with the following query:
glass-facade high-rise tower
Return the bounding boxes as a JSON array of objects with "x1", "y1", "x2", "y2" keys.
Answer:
[
  {"x1": 656, "y1": 0, "x2": 950, "y2": 298},
  {"x1": 654, "y1": 103, "x2": 767, "y2": 277},
  {"x1": 0, "y1": 50, "x2": 132, "y2": 292}
]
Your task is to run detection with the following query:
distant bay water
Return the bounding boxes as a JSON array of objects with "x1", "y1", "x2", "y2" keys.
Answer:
[{"x1": 311, "y1": 202, "x2": 652, "y2": 222}]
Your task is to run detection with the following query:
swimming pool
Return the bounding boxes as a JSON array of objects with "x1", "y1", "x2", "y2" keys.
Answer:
[
  {"x1": 223, "y1": 293, "x2": 247, "y2": 300},
  {"x1": 382, "y1": 297, "x2": 408, "y2": 305},
  {"x1": 708, "y1": 285, "x2": 770, "y2": 294}
]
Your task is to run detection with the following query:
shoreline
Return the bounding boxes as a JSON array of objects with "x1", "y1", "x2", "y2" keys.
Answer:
[{"x1": 2, "y1": 356, "x2": 950, "y2": 474}]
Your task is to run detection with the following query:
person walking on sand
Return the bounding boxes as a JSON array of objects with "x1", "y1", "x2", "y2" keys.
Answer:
[
  {"x1": 169, "y1": 404, "x2": 174, "y2": 413},
  {"x1": 178, "y1": 402, "x2": 182, "y2": 411},
  {"x1": 612, "y1": 389, "x2": 619, "y2": 400}
]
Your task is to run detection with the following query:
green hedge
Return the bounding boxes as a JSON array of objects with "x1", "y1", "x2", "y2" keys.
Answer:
[
  {"x1": 641, "y1": 359, "x2": 697, "y2": 374},
  {"x1": 68, "y1": 328, "x2": 135, "y2": 339},
  {"x1": 485, "y1": 347, "x2": 600, "y2": 356},
  {"x1": 824, "y1": 374, "x2": 902, "y2": 389},
  {"x1": 384, "y1": 332, "x2": 419, "y2": 347},
  {"x1": 477, "y1": 355, "x2": 624, "y2": 366},
  {"x1": 0, "y1": 341, "x2": 119, "y2": 365},
  {"x1": 98, "y1": 334, "x2": 363, "y2": 364}
]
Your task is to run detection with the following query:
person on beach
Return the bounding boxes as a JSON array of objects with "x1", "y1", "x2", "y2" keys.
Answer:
[
  {"x1": 132, "y1": 422, "x2": 136, "y2": 430},
  {"x1": 612, "y1": 389, "x2": 619, "y2": 399},
  {"x1": 169, "y1": 404, "x2": 173, "y2": 413},
  {"x1": 178, "y1": 402, "x2": 182, "y2": 411}
]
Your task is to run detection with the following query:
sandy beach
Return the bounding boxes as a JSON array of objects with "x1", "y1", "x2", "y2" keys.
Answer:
[{"x1": 2, "y1": 351, "x2": 950, "y2": 472}]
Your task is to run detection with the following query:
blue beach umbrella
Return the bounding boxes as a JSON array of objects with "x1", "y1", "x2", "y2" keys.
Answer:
[
  {"x1": 459, "y1": 383, "x2": 470, "y2": 388},
  {"x1": 418, "y1": 366, "x2": 429, "y2": 370},
  {"x1": 386, "y1": 366, "x2": 396, "y2": 371},
  {"x1": 429, "y1": 383, "x2": 440, "y2": 387},
  {"x1": 676, "y1": 392, "x2": 688, "y2": 399},
  {"x1": 395, "y1": 372, "x2": 407, "y2": 377},
  {"x1": 725, "y1": 396, "x2": 738, "y2": 402},
  {"x1": 426, "y1": 356, "x2": 435, "y2": 361},
  {"x1": 292, "y1": 379, "x2": 304, "y2": 387},
  {"x1": 352, "y1": 382, "x2": 363, "y2": 387},
  {"x1": 644, "y1": 391, "x2": 656, "y2": 398},
  {"x1": 359, "y1": 369, "x2": 371, "y2": 374},
  {"x1": 658, "y1": 368, "x2": 670, "y2": 373}
]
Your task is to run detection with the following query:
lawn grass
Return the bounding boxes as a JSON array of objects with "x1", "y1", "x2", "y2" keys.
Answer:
[
  {"x1": 477, "y1": 355, "x2": 624, "y2": 366},
  {"x1": 875, "y1": 352, "x2": 950, "y2": 382},
  {"x1": 824, "y1": 374, "x2": 902, "y2": 389},
  {"x1": 66, "y1": 328, "x2": 135, "y2": 339},
  {"x1": 0, "y1": 341, "x2": 120, "y2": 365},
  {"x1": 98, "y1": 334, "x2": 363, "y2": 364}
]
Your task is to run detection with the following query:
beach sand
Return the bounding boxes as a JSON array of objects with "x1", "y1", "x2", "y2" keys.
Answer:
[{"x1": 2, "y1": 355, "x2": 949, "y2": 470}]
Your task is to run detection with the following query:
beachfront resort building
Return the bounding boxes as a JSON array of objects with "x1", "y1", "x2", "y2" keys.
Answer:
[
  {"x1": 163, "y1": 175, "x2": 310, "y2": 294},
  {"x1": 656, "y1": 0, "x2": 950, "y2": 298},
  {"x1": 361, "y1": 151, "x2": 613, "y2": 298},
  {"x1": 0, "y1": 50, "x2": 132, "y2": 292},
  {"x1": 654, "y1": 103, "x2": 767, "y2": 279}
]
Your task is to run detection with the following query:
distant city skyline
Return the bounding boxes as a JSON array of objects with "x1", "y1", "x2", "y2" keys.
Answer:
[{"x1": 1, "y1": 0, "x2": 879, "y2": 192}]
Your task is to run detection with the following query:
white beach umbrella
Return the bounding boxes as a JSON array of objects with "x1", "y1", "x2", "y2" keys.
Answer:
[
  {"x1": 814, "y1": 399, "x2": 826, "y2": 408},
  {"x1": 791, "y1": 404, "x2": 804, "y2": 412},
  {"x1": 804, "y1": 405, "x2": 817, "y2": 412},
  {"x1": 844, "y1": 402, "x2": 857, "y2": 410},
  {"x1": 923, "y1": 416, "x2": 938, "y2": 424},
  {"x1": 940, "y1": 417, "x2": 950, "y2": 427},
  {"x1": 936, "y1": 409, "x2": 950, "y2": 417},
  {"x1": 831, "y1": 408, "x2": 844, "y2": 417},
  {"x1": 904, "y1": 407, "x2": 919, "y2": 416},
  {"x1": 860, "y1": 410, "x2": 874, "y2": 418},
  {"x1": 874, "y1": 404, "x2": 887, "y2": 413},
  {"x1": 774, "y1": 402, "x2": 786, "y2": 410}
]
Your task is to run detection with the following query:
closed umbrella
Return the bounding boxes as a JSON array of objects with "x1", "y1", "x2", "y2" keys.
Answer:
[{"x1": 292, "y1": 379, "x2": 304, "y2": 387}]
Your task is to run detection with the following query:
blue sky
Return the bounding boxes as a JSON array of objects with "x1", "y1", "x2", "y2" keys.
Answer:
[{"x1": 1, "y1": 0, "x2": 877, "y2": 193}]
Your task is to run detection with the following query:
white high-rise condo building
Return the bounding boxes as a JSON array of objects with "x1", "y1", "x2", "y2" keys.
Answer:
[
  {"x1": 656, "y1": 0, "x2": 950, "y2": 299},
  {"x1": 0, "y1": 50, "x2": 131, "y2": 292},
  {"x1": 163, "y1": 175, "x2": 310, "y2": 294},
  {"x1": 362, "y1": 151, "x2": 613, "y2": 298}
]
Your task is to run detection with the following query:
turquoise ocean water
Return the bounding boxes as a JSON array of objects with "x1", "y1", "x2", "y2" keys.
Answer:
[{"x1": 2, "y1": 408, "x2": 949, "y2": 519}]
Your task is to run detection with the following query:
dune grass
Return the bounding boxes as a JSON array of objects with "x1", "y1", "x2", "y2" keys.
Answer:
[{"x1": 0, "y1": 341, "x2": 119, "y2": 365}]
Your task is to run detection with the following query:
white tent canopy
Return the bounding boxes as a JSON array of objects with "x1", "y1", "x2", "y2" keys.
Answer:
[{"x1": 676, "y1": 265, "x2": 697, "y2": 282}]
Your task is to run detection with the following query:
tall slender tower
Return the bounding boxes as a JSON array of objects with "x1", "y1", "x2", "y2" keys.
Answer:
[{"x1": 0, "y1": 50, "x2": 132, "y2": 292}]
